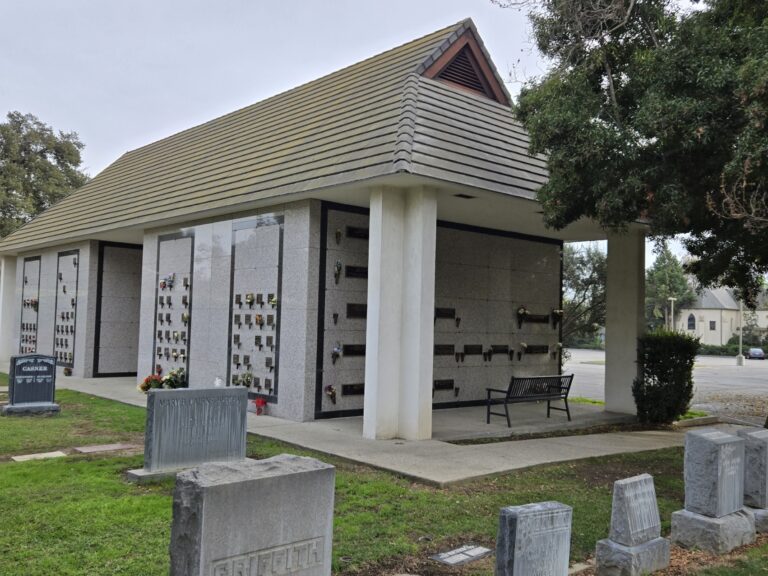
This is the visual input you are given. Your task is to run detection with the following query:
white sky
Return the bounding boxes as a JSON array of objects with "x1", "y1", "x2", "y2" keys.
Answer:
[{"x1": 0, "y1": 0, "x2": 685, "y2": 264}]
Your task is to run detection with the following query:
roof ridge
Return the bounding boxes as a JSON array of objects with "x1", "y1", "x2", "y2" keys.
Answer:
[{"x1": 392, "y1": 74, "x2": 420, "y2": 173}]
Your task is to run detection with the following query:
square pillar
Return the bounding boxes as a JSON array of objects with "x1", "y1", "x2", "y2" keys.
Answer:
[
  {"x1": 605, "y1": 230, "x2": 645, "y2": 414},
  {"x1": 363, "y1": 187, "x2": 436, "y2": 440},
  {"x1": 0, "y1": 256, "x2": 18, "y2": 366}
]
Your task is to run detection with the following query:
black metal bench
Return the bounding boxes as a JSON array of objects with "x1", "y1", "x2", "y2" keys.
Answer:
[{"x1": 486, "y1": 374, "x2": 574, "y2": 427}]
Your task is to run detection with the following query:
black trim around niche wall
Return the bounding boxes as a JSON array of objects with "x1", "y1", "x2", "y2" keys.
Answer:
[
  {"x1": 314, "y1": 200, "x2": 566, "y2": 419},
  {"x1": 53, "y1": 249, "x2": 80, "y2": 369},
  {"x1": 151, "y1": 232, "x2": 195, "y2": 380},
  {"x1": 93, "y1": 241, "x2": 143, "y2": 377},
  {"x1": 227, "y1": 214, "x2": 284, "y2": 404},
  {"x1": 19, "y1": 256, "x2": 42, "y2": 354}
]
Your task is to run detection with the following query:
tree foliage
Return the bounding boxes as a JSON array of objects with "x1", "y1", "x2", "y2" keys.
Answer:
[
  {"x1": 644, "y1": 242, "x2": 696, "y2": 330},
  {"x1": 507, "y1": 0, "x2": 768, "y2": 305},
  {"x1": 0, "y1": 112, "x2": 88, "y2": 238},
  {"x1": 562, "y1": 243, "x2": 606, "y2": 346}
]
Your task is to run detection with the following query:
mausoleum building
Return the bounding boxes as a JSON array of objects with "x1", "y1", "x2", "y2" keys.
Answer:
[{"x1": 0, "y1": 20, "x2": 646, "y2": 439}]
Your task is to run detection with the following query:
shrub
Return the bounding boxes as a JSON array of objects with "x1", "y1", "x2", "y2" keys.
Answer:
[{"x1": 633, "y1": 330, "x2": 699, "y2": 424}]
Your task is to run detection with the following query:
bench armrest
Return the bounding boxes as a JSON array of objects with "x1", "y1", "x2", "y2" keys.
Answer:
[{"x1": 486, "y1": 387, "x2": 509, "y2": 395}]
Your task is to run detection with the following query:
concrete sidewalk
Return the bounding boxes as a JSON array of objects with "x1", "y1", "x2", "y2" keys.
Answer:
[{"x1": 55, "y1": 375, "x2": 746, "y2": 486}]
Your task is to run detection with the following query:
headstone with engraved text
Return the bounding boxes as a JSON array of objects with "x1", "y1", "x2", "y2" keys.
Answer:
[
  {"x1": 2, "y1": 354, "x2": 59, "y2": 415},
  {"x1": 496, "y1": 501, "x2": 572, "y2": 576},
  {"x1": 671, "y1": 429, "x2": 756, "y2": 554},
  {"x1": 126, "y1": 387, "x2": 247, "y2": 481},
  {"x1": 169, "y1": 454, "x2": 334, "y2": 576},
  {"x1": 595, "y1": 474, "x2": 669, "y2": 575}
]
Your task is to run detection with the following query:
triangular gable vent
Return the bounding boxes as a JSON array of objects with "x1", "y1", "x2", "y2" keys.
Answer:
[
  {"x1": 437, "y1": 46, "x2": 489, "y2": 95},
  {"x1": 422, "y1": 30, "x2": 508, "y2": 105}
]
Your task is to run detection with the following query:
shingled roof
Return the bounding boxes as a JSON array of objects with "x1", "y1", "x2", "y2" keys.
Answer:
[{"x1": 0, "y1": 18, "x2": 548, "y2": 253}]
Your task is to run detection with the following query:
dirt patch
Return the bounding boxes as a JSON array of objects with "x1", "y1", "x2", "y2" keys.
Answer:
[
  {"x1": 342, "y1": 535, "x2": 495, "y2": 576},
  {"x1": 566, "y1": 448, "x2": 684, "y2": 491},
  {"x1": 575, "y1": 534, "x2": 768, "y2": 575}
]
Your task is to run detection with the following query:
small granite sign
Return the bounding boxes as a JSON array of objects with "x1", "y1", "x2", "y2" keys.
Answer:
[
  {"x1": 169, "y1": 455, "x2": 335, "y2": 576},
  {"x1": 496, "y1": 501, "x2": 572, "y2": 576},
  {"x1": 596, "y1": 474, "x2": 669, "y2": 576},
  {"x1": 2, "y1": 354, "x2": 59, "y2": 415},
  {"x1": 127, "y1": 387, "x2": 247, "y2": 480},
  {"x1": 430, "y1": 544, "x2": 492, "y2": 566}
]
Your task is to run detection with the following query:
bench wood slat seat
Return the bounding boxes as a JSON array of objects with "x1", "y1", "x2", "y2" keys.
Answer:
[{"x1": 486, "y1": 374, "x2": 574, "y2": 427}]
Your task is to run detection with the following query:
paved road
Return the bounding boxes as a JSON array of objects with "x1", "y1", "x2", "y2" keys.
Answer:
[{"x1": 567, "y1": 348, "x2": 768, "y2": 423}]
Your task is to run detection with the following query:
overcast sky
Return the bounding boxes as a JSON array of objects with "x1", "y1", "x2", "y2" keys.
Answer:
[
  {"x1": 1, "y1": 0, "x2": 547, "y2": 175},
  {"x1": 1, "y1": 0, "x2": 685, "y2": 264}
]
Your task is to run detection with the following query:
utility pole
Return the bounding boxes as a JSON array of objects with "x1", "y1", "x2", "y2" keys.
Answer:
[
  {"x1": 668, "y1": 297, "x2": 677, "y2": 331},
  {"x1": 736, "y1": 300, "x2": 744, "y2": 366}
]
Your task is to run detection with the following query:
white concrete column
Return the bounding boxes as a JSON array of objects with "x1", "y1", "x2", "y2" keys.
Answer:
[
  {"x1": 398, "y1": 188, "x2": 436, "y2": 440},
  {"x1": 605, "y1": 229, "x2": 645, "y2": 414},
  {"x1": 363, "y1": 187, "x2": 437, "y2": 440},
  {"x1": 0, "y1": 256, "x2": 18, "y2": 366}
]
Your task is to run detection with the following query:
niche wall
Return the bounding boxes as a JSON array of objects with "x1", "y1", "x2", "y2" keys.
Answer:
[{"x1": 316, "y1": 204, "x2": 562, "y2": 416}]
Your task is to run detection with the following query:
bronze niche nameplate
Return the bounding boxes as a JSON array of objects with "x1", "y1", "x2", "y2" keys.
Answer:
[
  {"x1": 433, "y1": 379, "x2": 454, "y2": 391},
  {"x1": 463, "y1": 345, "x2": 483, "y2": 356},
  {"x1": 346, "y1": 303, "x2": 367, "y2": 319},
  {"x1": 491, "y1": 345, "x2": 510, "y2": 354},
  {"x1": 342, "y1": 344, "x2": 366, "y2": 356},
  {"x1": 434, "y1": 307, "x2": 456, "y2": 319},
  {"x1": 344, "y1": 266, "x2": 368, "y2": 279},
  {"x1": 345, "y1": 226, "x2": 369, "y2": 240},
  {"x1": 434, "y1": 344, "x2": 455, "y2": 356},
  {"x1": 342, "y1": 383, "x2": 365, "y2": 396},
  {"x1": 526, "y1": 344, "x2": 550, "y2": 354},
  {"x1": 527, "y1": 314, "x2": 550, "y2": 324}
]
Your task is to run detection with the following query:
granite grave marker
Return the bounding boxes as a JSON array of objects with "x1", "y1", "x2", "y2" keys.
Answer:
[
  {"x1": 496, "y1": 501, "x2": 572, "y2": 576},
  {"x1": 2, "y1": 354, "x2": 59, "y2": 415},
  {"x1": 671, "y1": 429, "x2": 756, "y2": 554},
  {"x1": 169, "y1": 454, "x2": 335, "y2": 576},
  {"x1": 595, "y1": 474, "x2": 669, "y2": 576},
  {"x1": 127, "y1": 387, "x2": 247, "y2": 481},
  {"x1": 738, "y1": 428, "x2": 768, "y2": 533}
]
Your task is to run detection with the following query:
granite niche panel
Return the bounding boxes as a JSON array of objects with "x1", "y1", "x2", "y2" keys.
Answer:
[
  {"x1": 153, "y1": 235, "x2": 193, "y2": 379},
  {"x1": 19, "y1": 256, "x2": 41, "y2": 354},
  {"x1": 228, "y1": 216, "x2": 283, "y2": 409},
  {"x1": 53, "y1": 250, "x2": 79, "y2": 368}
]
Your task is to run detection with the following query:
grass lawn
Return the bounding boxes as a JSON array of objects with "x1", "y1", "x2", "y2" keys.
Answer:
[{"x1": 0, "y1": 389, "x2": 764, "y2": 575}]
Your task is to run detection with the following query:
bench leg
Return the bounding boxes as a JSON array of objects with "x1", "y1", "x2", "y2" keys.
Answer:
[
  {"x1": 504, "y1": 402, "x2": 511, "y2": 428},
  {"x1": 547, "y1": 399, "x2": 551, "y2": 418},
  {"x1": 564, "y1": 398, "x2": 571, "y2": 422}
]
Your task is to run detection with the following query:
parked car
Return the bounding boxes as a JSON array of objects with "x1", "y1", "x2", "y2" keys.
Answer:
[{"x1": 746, "y1": 347, "x2": 765, "y2": 359}]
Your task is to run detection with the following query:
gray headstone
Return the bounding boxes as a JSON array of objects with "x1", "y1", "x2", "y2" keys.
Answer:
[
  {"x1": 609, "y1": 474, "x2": 661, "y2": 547},
  {"x1": 2, "y1": 354, "x2": 59, "y2": 415},
  {"x1": 143, "y1": 387, "x2": 247, "y2": 473},
  {"x1": 170, "y1": 455, "x2": 335, "y2": 576},
  {"x1": 738, "y1": 429, "x2": 768, "y2": 509},
  {"x1": 684, "y1": 429, "x2": 744, "y2": 518},
  {"x1": 496, "y1": 501, "x2": 572, "y2": 576}
]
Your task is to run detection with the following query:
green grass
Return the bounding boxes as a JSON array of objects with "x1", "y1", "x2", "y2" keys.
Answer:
[
  {"x1": 0, "y1": 389, "x2": 146, "y2": 457},
  {"x1": 0, "y1": 390, "x2": 749, "y2": 575},
  {"x1": 696, "y1": 541, "x2": 768, "y2": 575},
  {"x1": 0, "y1": 371, "x2": 8, "y2": 386},
  {"x1": 678, "y1": 409, "x2": 710, "y2": 420},
  {"x1": 570, "y1": 396, "x2": 605, "y2": 405}
]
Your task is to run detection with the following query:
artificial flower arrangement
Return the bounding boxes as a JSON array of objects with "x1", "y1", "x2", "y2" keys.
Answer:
[
  {"x1": 138, "y1": 367, "x2": 187, "y2": 393},
  {"x1": 252, "y1": 397, "x2": 267, "y2": 415},
  {"x1": 517, "y1": 342, "x2": 528, "y2": 361},
  {"x1": 324, "y1": 385, "x2": 337, "y2": 404}
]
